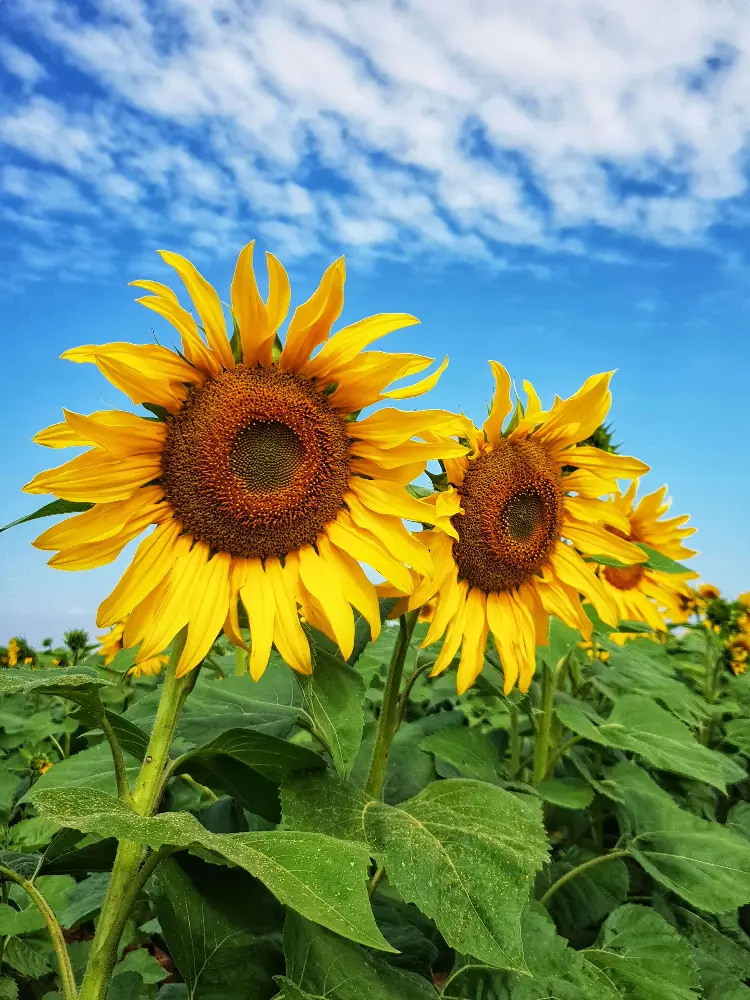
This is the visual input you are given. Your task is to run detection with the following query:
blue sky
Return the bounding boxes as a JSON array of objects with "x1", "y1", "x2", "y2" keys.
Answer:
[{"x1": 1, "y1": 0, "x2": 749, "y2": 646}]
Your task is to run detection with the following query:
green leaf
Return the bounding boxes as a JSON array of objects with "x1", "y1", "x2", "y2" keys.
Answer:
[
  {"x1": 3, "y1": 933, "x2": 51, "y2": 978},
  {"x1": 151, "y1": 855, "x2": 283, "y2": 1000},
  {"x1": 24, "y1": 743, "x2": 142, "y2": 800},
  {"x1": 0, "y1": 977, "x2": 18, "y2": 1000},
  {"x1": 173, "y1": 728, "x2": 326, "y2": 784},
  {"x1": 106, "y1": 971, "x2": 147, "y2": 1000},
  {"x1": 638, "y1": 544, "x2": 692, "y2": 575},
  {"x1": 297, "y1": 646, "x2": 366, "y2": 775},
  {"x1": 5, "y1": 817, "x2": 62, "y2": 852},
  {"x1": 32, "y1": 786, "x2": 393, "y2": 951},
  {"x1": 43, "y1": 829, "x2": 118, "y2": 874},
  {"x1": 364, "y1": 779, "x2": 549, "y2": 972},
  {"x1": 279, "y1": 912, "x2": 437, "y2": 999},
  {"x1": 584, "y1": 904, "x2": 700, "y2": 999},
  {"x1": 58, "y1": 872, "x2": 110, "y2": 928},
  {"x1": 0, "y1": 499, "x2": 93, "y2": 534},
  {"x1": 536, "y1": 778, "x2": 594, "y2": 810},
  {"x1": 114, "y1": 948, "x2": 169, "y2": 985},
  {"x1": 672, "y1": 906, "x2": 750, "y2": 1000},
  {"x1": 0, "y1": 667, "x2": 110, "y2": 707},
  {"x1": 556, "y1": 694, "x2": 744, "y2": 791},
  {"x1": 538, "y1": 847, "x2": 629, "y2": 933},
  {"x1": 606, "y1": 762, "x2": 750, "y2": 912},
  {"x1": 419, "y1": 727, "x2": 507, "y2": 784},
  {"x1": 725, "y1": 719, "x2": 750, "y2": 755}
]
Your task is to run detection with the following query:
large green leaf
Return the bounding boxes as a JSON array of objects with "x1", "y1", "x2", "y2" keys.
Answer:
[
  {"x1": 32, "y1": 786, "x2": 393, "y2": 951},
  {"x1": 724, "y1": 719, "x2": 750, "y2": 756},
  {"x1": 58, "y1": 872, "x2": 110, "y2": 928},
  {"x1": 584, "y1": 904, "x2": 700, "y2": 999},
  {"x1": 605, "y1": 762, "x2": 750, "y2": 912},
  {"x1": 278, "y1": 912, "x2": 437, "y2": 999},
  {"x1": 536, "y1": 779, "x2": 594, "y2": 810},
  {"x1": 151, "y1": 855, "x2": 283, "y2": 1000},
  {"x1": 24, "y1": 742, "x2": 141, "y2": 800},
  {"x1": 419, "y1": 727, "x2": 507, "y2": 784},
  {"x1": 297, "y1": 646, "x2": 366, "y2": 775},
  {"x1": 0, "y1": 499, "x2": 93, "y2": 534},
  {"x1": 556, "y1": 694, "x2": 744, "y2": 791},
  {"x1": 173, "y1": 728, "x2": 326, "y2": 784},
  {"x1": 282, "y1": 773, "x2": 548, "y2": 971},
  {"x1": 538, "y1": 847, "x2": 629, "y2": 934},
  {"x1": 0, "y1": 667, "x2": 110, "y2": 709},
  {"x1": 672, "y1": 906, "x2": 750, "y2": 1000}
]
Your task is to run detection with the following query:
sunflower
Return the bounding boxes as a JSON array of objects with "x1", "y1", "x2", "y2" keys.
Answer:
[
  {"x1": 7, "y1": 638, "x2": 19, "y2": 667},
  {"x1": 97, "y1": 623, "x2": 125, "y2": 666},
  {"x1": 25, "y1": 243, "x2": 466, "y2": 680},
  {"x1": 593, "y1": 482, "x2": 698, "y2": 641},
  {"x1": 129, "y1": 654, "x2": 169, "y2": 679},
  {"x1": 401, "y1": 363, "x2": 650, "y2": 694},
  {"x1": 727, "y1": 635, "x2": 750, "y2": 676},
  {"x1": 698, "y1": 583, "x2": 721, "y2": 602}
]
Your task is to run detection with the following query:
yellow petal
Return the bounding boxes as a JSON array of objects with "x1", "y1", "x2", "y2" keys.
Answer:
[
  {"x1": 345, "y1": 496, "x2": 432, "y2": 578},
  {"x1": 483, "y1": 361, "x2": 513, "y2": 445},
  {"x1": 95, "y1": 355, "x2": 188, "y2": 413},
  {"x1": 96, "y1": 519, "x2": 184, "y2": 627},
  {"x1": 137, "y1": 541, "x2": 211, "y2": 661},
  {"x1": 265, "y1": 252, "x2": 292, "y2": 336},
  {"x1": 381, "y1": 356, "x2": 449, "y2": 400},
  {"x1": 421, "y1": 565, "x2": 463, "y2": 647},
  {"x1": 536, "y1": 373, "x2": 612, "y2": 449},
  {"x1": 133, "y1": 292, "x2": 220, "y2": 377},
  {"x1": 430, "y1": 581, "x2": 469, "y2": 676},
  {"x1": 62, "y1": 342, "x2": 199, "y2": 383},
  {"x1": 352, "y1": 439, "x2": 468, "y2": 469},
  {"x1": 24, "y1": 450, "x2": 162, "y2": 503},
  {"x1": 486, "y1": 592, "x2": 520, "y2": 693},
  {"x1": 456, "y1": 589, "x2": 488, "y2": 694},
  {"x1": 564, "y1": 518, "x2": 647, "y2": 564},
  {"x1": 565, "y1": 496, "x2": 631, "y2": 534},
  {"x1": 177, "y1": 552, "x2": 232, "y2": 676},
  {"x1": 230, "y1": 241, "x2": 271, "y2": 366},
  {"x1": 279, "y1": 258, "x2": 345, "y2": 373},
  {"x1": 566, "y1": 447, "x2": 650, "y2": 481},
  {"x1": 352, "y1": 408, "x2": 469, "y2": 449},
  {"x1": 321, "y1": 534, "x2": 381, "y2": 642},
  {"x1": 123, "y1": 575, "x2": 172, "y2": 649},
  {"x1": 61, "y1": 409, "x2": 166, "y2": 457},
  {"x1": 159, "y1": 250, "x2": 234, "y2": 370},
  {"x1": 549, "y1": 543, "x2": 618, "y2": 626},
  {"x1": 349, "y1": 457, "x2": 428, "y2": 487},
  {"x1": 265, "y1": 555, "x2": 312, "y2": 675},
  {"x1": 240, "y1": 558, "x2": 276, "y2": 681},
  {"x1": 33, "y1": 487, "x2": 164, "y2": 551},
  {"x1": 298, "y1": 543, "x2": 355, "y2": 660},
  {"x1": 326, "y1": 513, "x2": 414, "y2": 594},
  {"x1": 563, "y1": 469, "x2": 615, "y2": 499},
  {"x1": 350, "y1": 478, "x2": 435, "y2": 525},
  {"x1": 303, "y1": 313, "x2": 420, "y2": 380},
  {"x1": 327, "y1": 352, "x2": 433, "y2": 413},
  {"x1": 47, "y1": 506, "x2": 166, "y2": 571}
]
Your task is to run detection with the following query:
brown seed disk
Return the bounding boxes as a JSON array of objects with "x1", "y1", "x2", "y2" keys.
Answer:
[
  {"x1": 161, "y1": 365, "x2": 352, "y2": 559},
  {"x1": 451, "y1": 438, "x2": 565, "y2": 593},
  {"x1": 603, "y1": 563, "x2": 646, "y2": 591}
]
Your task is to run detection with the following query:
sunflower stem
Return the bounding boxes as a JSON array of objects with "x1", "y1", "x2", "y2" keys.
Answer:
[
  {"x1": 532, "y1": 661, "x2": 559, "y2": 786},
  {"x1": 509, "y1": 703, "x2": 521, "y2": 777},
  {"x1": 539, "y1": 849, "x2": 631, "y2": 906},
  {"x1": 365, "y1": 611, "x2": 418, "y2": 800},
  {"x1": 79, "y1": 628, "x2": 194, "y2": 1000},
  {"x1": 0, "y1": 863, "x2": 77, "y2": 1000},
  {"x1": 234, "y1": 645, "x2": 248, "y2": 676}
]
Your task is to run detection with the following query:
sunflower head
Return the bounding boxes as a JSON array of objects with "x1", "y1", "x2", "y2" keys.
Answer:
[
  {"x1": 97, "y1": 623, "x2": 125, "y2": 666},
  {"x1": 698, "y1": 583, "x2": 721, "y2": 602},
  {"x1": 25, "y1": 242, "x2": 464, "y2": 683},
  {"x1": 7, "y1": 638, "x2": 20, "y2": 667},
  {"x1": 403, "y1": 363, "x2": 650, "y2": 694}
]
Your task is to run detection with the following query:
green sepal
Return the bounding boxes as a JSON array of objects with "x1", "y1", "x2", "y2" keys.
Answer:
[
  {"x1": 141, "y1": 402, "x2": 170, "y2": 422},
  {"x1": 0, "y1": 499, "x2": 94, "y2": 534}
]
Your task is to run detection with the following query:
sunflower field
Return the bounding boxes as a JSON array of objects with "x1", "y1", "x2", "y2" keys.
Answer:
[{"x1": 2, "y1": 244, "x2": 750, "y2": 1000}]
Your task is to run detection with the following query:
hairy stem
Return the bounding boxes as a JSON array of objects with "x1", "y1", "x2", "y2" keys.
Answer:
[
  {"x1": 97, "y1": 709, "x2": 131, "y2": 804},
  {"x1": 365, "y1": 611, "x2": 418, "y2": 800},
  {"x1": 0, "y1": 863, "x2": 77, "y2": 1000},
  {"x1": 539, "y1": 849, "x2": 631, "y2": 906},
  {"x1": 509, "y1": 703, "x2": 521, "y2": 777},
  {"x1": 79, "y1": 628, "x2": 194, "y2": 1000},
  {"x1": 532, "y1": 663, "x2": 557, "y2": 785}
]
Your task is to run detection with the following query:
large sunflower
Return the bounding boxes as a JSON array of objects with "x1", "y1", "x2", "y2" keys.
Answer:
[
  {"x1": 26, "y1": 243, "x2": 467, "y2": 679},
  {"x1": 400, "y1": 362, "x2": 650, "y2": 694},
  {"x1": 595, "y1": 482, "x2": 698, "y2": 639}
]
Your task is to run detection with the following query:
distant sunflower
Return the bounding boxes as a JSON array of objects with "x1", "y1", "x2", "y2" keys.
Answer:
[
  {"x1": 97, "y1": 623, "x2": 125, "y2": 666},
  {"x1": 595, "y1": 483, "x2": 698, "y2": 641},
  {"x1": 7, "y1": 638, "x2": 19, "y2": 668},
  {"x1": 129, "y1": 654, "x2": 169, "y2": 679},
  {"x1": 404, "y1": 363, "x2": 649, "y2": 694},
  {"x1": 698, "y1": 584, "x2": 721, "y2": 602},
  {"x1": 26, "y1": 243, "x2": 465, "y2": 679}
]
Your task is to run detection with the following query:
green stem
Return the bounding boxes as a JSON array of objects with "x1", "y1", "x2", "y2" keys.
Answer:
[
  {"x1": 97, "y1": 710, "x2": 131, "y2": 804},
  {"x1": 396, "y1": 658, "x2": 433, "y2": 727},
  {"x1": 532, "y1": 663, "x2": 557, "y2": 786},
  {"x1": 234, "y1": 645, "x2": 247, "y2": 676},
  {"x1": 365, "y1": 612, "x2": 417, "y2": 800},
  {"x1": 0, "y1": 863, "x2": 77, "y2": 1000},
  {"x1": 539, "y1": 849, "x2": 630, "y2": 906},
  {"x1": 509, "y1": 703, "x2": 521, "y2": 777},
  {"x1": 78, "y1": 628, "x2": 194, "y2": 1000},
  {"x1": 47, "y1": 734, "x2": 66, "y2": 760},
  {"x1": 546, "y1": 734, "x2": 585, "y2": 771}
]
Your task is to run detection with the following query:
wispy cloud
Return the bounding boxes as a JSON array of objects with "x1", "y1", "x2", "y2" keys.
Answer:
[{"x1": 2, "y1": 0, "x2": 750, "y2": 283}]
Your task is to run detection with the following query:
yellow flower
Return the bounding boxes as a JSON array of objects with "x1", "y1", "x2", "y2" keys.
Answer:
[
  {"x1": 698, "y1": 583, "x2": 720, "y2": 601},
  {"x1": 7, "y1": 638, "x2": 19, "y2": 667},
  {"x1": 128, "y1": 654, "x2": 169, "y2": 679},
  {"x1": 97, "y1": 623, "x2": 125, "y2": 666},
  {"x1": 403, "y1": 364, "x2": 649, "y2": 694},
  {"x1": 594, "y1": 483, "x2": 698, "y2": 633},
  {"x1": 25, "y1": 243, "x2": 464, "y2": 681},
  {"x1": 23, "y1": 657, "x2": 33, "y2": 665},
  {"x1": 738, "y1": 592, "x2": 750, "y2": 610}
]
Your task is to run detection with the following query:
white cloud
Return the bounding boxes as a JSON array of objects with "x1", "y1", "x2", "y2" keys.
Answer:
[
  {"x1": 3, "y1": 0, "x2": 750, "y2": 280},
  {"x1": 0, "y1": 40, "x2": 46, "y2": 84}
]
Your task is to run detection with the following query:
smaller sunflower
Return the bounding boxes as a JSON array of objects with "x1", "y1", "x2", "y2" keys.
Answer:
[
  {"x1": 698, "y1": 584, "x2": 721, "y2": 602},
  {"x1": 399, "y1": 364, "x2": 650, "y2": 694},
  {"x1": 578, "y1": 639, "x2": 610, "y2": 663},
  {"x1": 727, "y1": 635, "x2": 750, "y2": 675},
  {"x1": 7, "y1": 638, "x2": 19, "y2": 667},
  {"x1": 594, "y1": 482, "x2": 698, "y2": 639},
  {"x1": 129, "y1": 654, "x2": 169, "y2": 679},
  {"x1": 97, "y1": 623, "x2": 125, "y2": 666}
]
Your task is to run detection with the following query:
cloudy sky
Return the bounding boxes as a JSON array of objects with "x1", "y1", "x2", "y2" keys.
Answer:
[{"x1": 1, "y1": 0, "x2": 748, "y2": 644}]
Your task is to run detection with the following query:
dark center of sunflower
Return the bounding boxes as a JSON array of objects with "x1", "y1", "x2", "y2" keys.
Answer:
[
  {"x1": 451, "y1": 438, "x2": 564, "y2": 593},
  {"x1": 161, "y1": 365, "x2": 351, "y2": 559},
  {"x1": 603, "y1": 563, "x2": 646, "y2": 591}
]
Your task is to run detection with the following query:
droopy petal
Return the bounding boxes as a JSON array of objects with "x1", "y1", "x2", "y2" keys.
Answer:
[
  {"x1": 303, "y1": 313, "x2": 420, "y2": 381},
  {"x1": 565, "y1": 446, "x2": 650, "y2": 482},
  {"x1": 47, "y1": 506, "x2": 167, "y2": 571},
  {"x1": 33, "y1": 487, "x2": 164, "y2": 551},
  {"x1": 136, "y1": 540, "x2": 212, "y2": 660},
  {"x1": 298, "y1": 543, "x2": 355, "y2": 660},
  {"x1": 563, "y1": 518, "x2": 648, "y2": 564},
  {"x1": 321, "y1": 534, "x2": 381, "y2": 643},
  {"x1": 483, "y1": 361, "x2": 513, "y2": 445},
  {"x1": 265, "y1": 555, "x2": 312, "y2": 675},
  {"x1": 159, "y1": 251, "x2": 235, "y2": 370},
  {"x1": 430, "y1": 581, "x2": 469, "y2": 676},
  {"x1": 326, "y1": 514, "x2": 414, "y2": 594},
  {"x1": 549, "y1": 543, "x2": 619, "y2": 626},
  {"x1": 456, "y1": 588, "x2": 488, "y2": 694},
  {"x1": 240, "y1": 558, "x2": 276, "y2": 681},
  {"x1": 177, "y1": 552, "x2": 232, "y2": 676},
  {"x1": 62, "y1": 409, "x2": 166, "y2": 457},
  {"x1": 24, "y1": 450, "x2": 162, "y2": 503},
  {"x1": 279, "y1": 258, "x2": 345, "y2": 373},
  {"x1": 382, "y1": 356, "x2": 449, "y2": 400},
  {"x1": 230, "y1": 241, "x2": 271, "y2": 366},
  {"x1": 345, "y1": 495, "x2": 432, "y2": 578}
]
